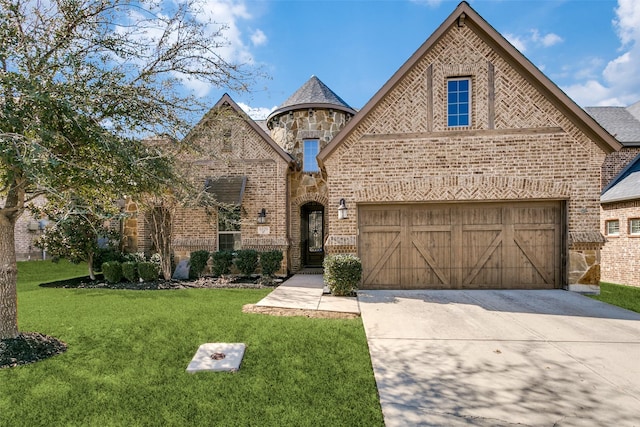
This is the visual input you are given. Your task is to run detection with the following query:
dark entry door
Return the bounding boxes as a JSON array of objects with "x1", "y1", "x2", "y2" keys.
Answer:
[{"x1": 302, "y1": 203, "x2": 324, "y2": 267}]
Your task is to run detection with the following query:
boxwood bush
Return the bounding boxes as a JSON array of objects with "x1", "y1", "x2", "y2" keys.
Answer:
[
  {"x1": 323, "y1": 254, "x2": 362, "y2": 296},
  {"x1": 102, "y1": 261, "x2": 123, "y2": 284},
  {"x1": 189, "y1": 250, "x2": 210, "y2": 279},
  {"x1": 121, "y1": 261, "x2": 138, "y2": 282},
  {"x1": 211, "y1": 251, "x2": 234, "y2": 277},
  {"x1": 235, "y1": 249, "x2": 259, "y2": 276},
  {"x1": 138, "y1": 262, "x2": 159, "y2": 282},
  {"x1": 260, "y1": 250, "x2": 283, "y2": 277}
]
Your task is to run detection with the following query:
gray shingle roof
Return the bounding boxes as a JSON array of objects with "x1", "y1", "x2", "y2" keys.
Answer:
[
  {"x1": 279, "y1": 76, "x2": 352, "y2": 110},
  {"x1": 586, "y1": 106, "x2": 640, "y2": 145},
  {"x1": 601, "y1": 154, "x2": 640, "y2": 203}
]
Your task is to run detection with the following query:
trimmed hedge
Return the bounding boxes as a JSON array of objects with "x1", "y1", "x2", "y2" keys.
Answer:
[
  {"x1": 260, "y1": 250, "x2": 283, "y2": 277},
  {"x1": 102, "y1": 261, "x2": 123, "y2": 284},
  {"x1": 189, "y1": 250, "x2": 210, "y2": 279},
  {"x1": 235, "y1": 249, "x2": 259, "y2": 276},
  {"x1": 122, "y1": 261, "x2": 138, "y2": 282},
  {"x1": 138, "y1": 262, "x2": 159, "y2": 282},
  {"x1": 323, "y1": 254, "x2": 362, "y2": 296},
  {"x1": 211, "y1": 251, "x2": 234, "y2": 277}
]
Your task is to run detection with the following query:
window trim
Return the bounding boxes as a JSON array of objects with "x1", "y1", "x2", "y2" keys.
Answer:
[
  {"x1": 302, "y1": 139, "x2": 320, "y2": 173},
  {"x1": 605, "y1": 219, "x2": 620, "y2": 236},
  {"x1": 447, "y1": 77, "x2": 472, "y2": 128},
  {"x1": 218, "y1": 206, "x2": 241, "y2": 251},
  {"x1": 629, "y1": 218, "x2": 640, "y2": 236}
]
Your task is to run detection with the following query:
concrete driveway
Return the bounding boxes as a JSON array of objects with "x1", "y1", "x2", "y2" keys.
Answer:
[{"x1": 358, "y1": 290, "x2": 640, "y2": 426}]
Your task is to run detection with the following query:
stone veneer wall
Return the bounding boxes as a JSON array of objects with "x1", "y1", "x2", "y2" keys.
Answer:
[
  {"x1": 601, "y1": 201, "x2": 640, "y2": 287},
  {"x1": 269, "y1": 108, "x2": 353, "y2": 271},
  {"x1": 322, "y1": 20, "x2": 607, "y2": 291}
]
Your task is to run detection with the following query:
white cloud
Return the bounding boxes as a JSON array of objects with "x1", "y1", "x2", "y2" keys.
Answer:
[
  {"x1": 540, "y1": 33, "x2": 563, "y2": 47},
  {"x1": 237, "y1": 102, "x2": 277, "y2": 120},
  {"x1": 506, "y1": 29, "x2": 563, "y2": 53},
  {"x1": 505, "y1": 33, "x2": 527, "y2": 52},
  {"x1": 563, "y1": 0, "x2": 640, "y2": 106},
  {"x1": 251, "y1": 29, "x2": 267, "y2": 46},
  {"x1": 410, "y1": 0, "x2": 443, "y2": 7}
]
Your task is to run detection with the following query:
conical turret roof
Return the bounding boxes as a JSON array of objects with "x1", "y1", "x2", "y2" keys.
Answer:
[{"x1": 267, "y1": 76, "x2": 355, "y2": 120}]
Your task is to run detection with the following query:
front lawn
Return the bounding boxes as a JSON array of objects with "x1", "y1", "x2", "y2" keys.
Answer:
[
  {"x1": 590, "y1": 282, "x2": 640, "y2": 313},
  {"x1": 1, "y1": 261, "x2": 383, "y2": 426}
]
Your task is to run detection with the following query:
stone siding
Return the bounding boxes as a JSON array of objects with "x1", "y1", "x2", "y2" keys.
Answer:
[
  {"x1": 269, "y1": 108, "x2": 353, "y2": 271},
  {"x1": 601, "y1": 201, "x2": 640, "y2": 287},
  {"x1": 322, "y1": 21, "x2": 607, "y2": 289}
]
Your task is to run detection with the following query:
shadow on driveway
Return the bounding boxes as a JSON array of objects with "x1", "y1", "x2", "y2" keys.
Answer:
[{"x1": 359, "y1": 290, "x2": 640, "y2": 426}]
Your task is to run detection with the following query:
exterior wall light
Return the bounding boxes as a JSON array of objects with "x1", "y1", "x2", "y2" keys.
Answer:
[
  {"x1": 338, "y1": 199, "x2": 348, "y2": 220},
  {"x1": 257, "y1": 208, "x2": 267, "y2": 224}
]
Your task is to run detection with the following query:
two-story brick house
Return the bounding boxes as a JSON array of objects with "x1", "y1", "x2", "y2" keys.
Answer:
[{"x1": 126, "y1": 2, "x2": 621, "y2": 292}]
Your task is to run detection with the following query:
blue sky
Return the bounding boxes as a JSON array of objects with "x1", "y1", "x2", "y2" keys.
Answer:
[{"x1": 190, "y1": 0, "x2": 639, "y2": 119}]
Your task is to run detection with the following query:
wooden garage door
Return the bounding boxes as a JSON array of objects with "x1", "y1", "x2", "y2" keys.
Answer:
[{"x1": 359, "y1": 202, "x2": 563, "y2": 289}]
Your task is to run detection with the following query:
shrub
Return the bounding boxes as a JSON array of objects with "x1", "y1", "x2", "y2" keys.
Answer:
[
  {"x1": 235, "y1": 249, "x2": 259, "y2": 276},
  {"x1": 323, "y1": 254, "x2": 362, "y2": 296},
  {"x1": 189, "y1": 250, "x2": 210, "y2": 279},
  {"x1": 121, "y1": 261, "x2": 138, "y2": 282},
  {"x1": 138, "y1": 262, "x2": 159, "y2": 282},
  {"x1": 260, "y1": 250, "x2": 283, "y2": 277},
  {"x1": 95, "y1": 248, "x2": 124, "y2": 271},
  {"x1": 102, "y1": 261, "x2": 123, "y2": 283},
  {"x1": 211, "y1": 251, "x2": 234, "y2": 277}
]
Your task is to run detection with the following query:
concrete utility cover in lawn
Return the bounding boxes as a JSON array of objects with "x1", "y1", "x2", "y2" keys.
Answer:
[
  {"x1": 186, "y1": 343, "x2": 245, "y2": 373},
  {"x1": 359, "y1": 290, "x2": 640, "y2": 426}
]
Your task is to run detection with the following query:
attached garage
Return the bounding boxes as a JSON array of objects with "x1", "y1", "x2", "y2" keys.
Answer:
[{"x1": 359, "y1": 201, "x2": 564, "y2": 289}]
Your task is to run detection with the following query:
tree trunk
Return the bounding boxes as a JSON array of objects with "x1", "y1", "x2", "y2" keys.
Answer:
[
  {"x1": 0, "y1": 213, "x2": 19, "y2": 339},
  {"x1": 88, "y1": 251, "x2": 96, "y2": 281}
]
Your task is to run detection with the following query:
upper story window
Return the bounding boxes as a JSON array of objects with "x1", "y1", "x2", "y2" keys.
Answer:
[
  {"x1": 303, "y1": 139, "x2": 320, "y2": 173},
  {"x1": 447, "y1": 77, "x2": 471, "y2": 127},
  {"x1": 630, "y1": 219, "x2": 640, "y2": 235},
  {"x1": 605, "y1": 219, "x2": 620, "y2": 236}
]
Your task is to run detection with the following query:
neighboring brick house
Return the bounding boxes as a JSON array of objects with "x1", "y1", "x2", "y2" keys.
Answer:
[
  {"x1": 119, "y1": 2, "x2": 624, "y2": 292},
  {"x1": 587, "y1": 103, "x2": 640, "y2": 287}
]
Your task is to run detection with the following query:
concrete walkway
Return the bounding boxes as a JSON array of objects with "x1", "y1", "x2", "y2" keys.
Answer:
[{"x1": 255, "y1": 274, "x2": 360, "y2": 314}]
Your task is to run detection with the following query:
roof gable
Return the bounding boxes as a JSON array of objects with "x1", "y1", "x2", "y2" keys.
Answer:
[
  {"x1": 601, "y1": 153, "x2": 640, "y2": 203},
  {"x1": 188, "y1": 93, "x2": 294, "y2": 164},
  {"x1": 318, "y1": 1, "x2": 621, "y2": 163}
]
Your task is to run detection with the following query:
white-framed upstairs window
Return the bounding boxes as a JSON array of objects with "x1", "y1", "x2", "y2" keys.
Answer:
[
  {"x1": 303, "y1": 139, "x2": 320, "y2": 173},
  {"x1": 605, "y1": 219, "x2": 620, "y2": 236},
  {"x1": 447, "y1": 77, "x2": 471, "y2": 127},
  {"x1": 218, "y1": 206, "x2": 241, "y2": 251},
  {"x1": 630, "y1": 218, "x2": 640, "y2": 236}
]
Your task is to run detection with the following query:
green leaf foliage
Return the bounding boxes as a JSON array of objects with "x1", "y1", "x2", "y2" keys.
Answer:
[
  {"x1": 260, "y1": 251, "x2": 283, "y2": 277},
  {"x1": 101, "y1": 261, "x2": 122, "y2": 284},
  {"x1": 211, "y1": 251, "x2": 233, "y2": 277},
  {"x1": 138, "y1": 262, "x2": 159, "y2": 282},
  {"x1": 234, "y1": 249, "x2": 258, "y2": 276},
  {"x1": 323, "y1": 254, "x2": 362, "y2": 296},
  {"x1": 121, "y1": 262, "x2": 138, "y2": 283},
  {"x1": 188, "y1": 250, "x2": 210, "y2": 279}
]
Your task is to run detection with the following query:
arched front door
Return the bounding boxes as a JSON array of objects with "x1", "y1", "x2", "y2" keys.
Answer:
[{"x1": 301, "y1": 202, "x2": 324, "y2": 267}]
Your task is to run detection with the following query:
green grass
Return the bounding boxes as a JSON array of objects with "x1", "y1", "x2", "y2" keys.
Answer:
[
  {"x1": 1, "y1": 261, "x2": 383, "y2": 427},
  {"x1": 590, "y1": 282, "x2": 640, "y2": 313}
]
